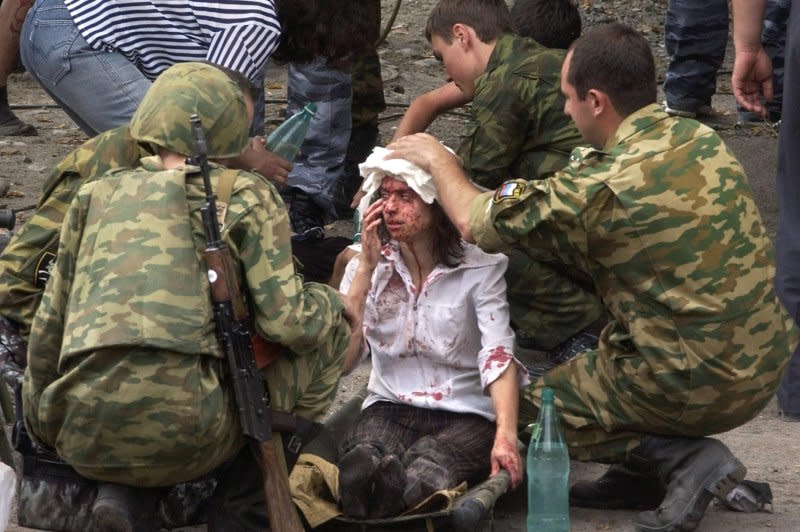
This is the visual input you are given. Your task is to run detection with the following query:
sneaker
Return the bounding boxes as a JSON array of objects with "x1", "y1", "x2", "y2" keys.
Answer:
[
  {"x1": 662, "y1": 100, "x2": 714, "y2": 119},
  {"x1": 0, "y1": 115, "x2": 37, "y2": 136},
  {"x1": 736, "y1": 110, "x2": 781, "y2": 130}
]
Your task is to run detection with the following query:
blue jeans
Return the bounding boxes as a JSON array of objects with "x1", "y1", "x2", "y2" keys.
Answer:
[
  {"x1": 283, "y1": 58, "x2": 352, "y2": 222},
  {"x1": 775, "y1": 0, "x2": 800, "y2": 417},
  {"x1": 664, "y1": 0, "x2": 788, "y2": 117},
  {"x1": 663, "y1": 0, "x2": 729, "y2": 111},
  {"x1": 20, "y1": 0, "x2": 266, "y2": 137},
  {"x1": 20, "y1": 0, "x2": 151, "y2": 136}
]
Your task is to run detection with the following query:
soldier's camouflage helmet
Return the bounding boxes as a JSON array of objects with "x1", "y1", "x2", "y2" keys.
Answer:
[{"x1": 130, "y1": 62, "x2": 250, "y2": 158}]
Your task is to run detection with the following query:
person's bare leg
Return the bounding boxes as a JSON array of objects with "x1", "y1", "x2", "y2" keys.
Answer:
[{"x1": 0, "y1": 0, "x2": 37, "y2": 136}]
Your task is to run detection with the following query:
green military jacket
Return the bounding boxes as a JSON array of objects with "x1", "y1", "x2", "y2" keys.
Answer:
[
  {"x1": 0, "y1": 126, "x2": 150, "y2": 335},
  {"x1": 469, "y1": 104, "x2": 796, "y2": 431},
  {"x1": 457, "y1": 33, "x2": 583, "y2": 188},
  {"x1": 23, "y1": 157, "x2": 348, "y2": 485}
]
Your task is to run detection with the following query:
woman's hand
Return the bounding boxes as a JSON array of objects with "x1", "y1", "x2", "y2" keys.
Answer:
[
  {"x1": 358, "y1": 198, "x2": 385, "y2": 273},
  {"x1": 490, "y1": 428, "x2": 523, "y2": 489}
]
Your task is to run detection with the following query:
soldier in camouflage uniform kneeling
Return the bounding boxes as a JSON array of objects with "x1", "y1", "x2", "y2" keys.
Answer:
[
  {"x1": 18, "y1": 62, "x2": 353, "y2": 531},
  {"x1": 388, "y1": 23, "x2": 798, "y2": 532}
]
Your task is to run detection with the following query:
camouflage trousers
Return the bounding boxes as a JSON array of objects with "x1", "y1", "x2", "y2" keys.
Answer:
[
  {"x1": 519, "y1": 321, "x2": 793, "y2": 464},
  {"x1": 351, "y1": 0, "x2": 385, "y2": 129},
  {"x1": 505, "y1": 247, "x2": 604, "y2": 350}
]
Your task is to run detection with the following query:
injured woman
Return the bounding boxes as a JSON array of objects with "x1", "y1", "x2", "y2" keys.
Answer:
[{"x1": 338, "y1": 148, "x2": 529, "y2": 518}]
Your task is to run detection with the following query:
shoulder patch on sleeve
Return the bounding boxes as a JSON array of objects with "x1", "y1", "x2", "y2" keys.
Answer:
[{"x1": 493, "y1": 181, "x2": 526, "y2": 204}]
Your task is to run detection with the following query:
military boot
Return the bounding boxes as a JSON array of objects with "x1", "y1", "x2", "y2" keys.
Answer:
[
  {"x1": 90, "y1": 482, "x2": 162, "y2": 532},
  {"x1": 569, "y1": 463, "x2": 666, "y2": 510},
  {"x1": 632, "y1": 436, "x2": 746, "y2": 532}
]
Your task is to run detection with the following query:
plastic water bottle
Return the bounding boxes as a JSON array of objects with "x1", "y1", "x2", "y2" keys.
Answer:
[
  {"x1": 265, "y1": 102, "x2": 317, "y2": 162},
  {"x1": 527, "y1": 387, "x2": 570, "y2": 532}
]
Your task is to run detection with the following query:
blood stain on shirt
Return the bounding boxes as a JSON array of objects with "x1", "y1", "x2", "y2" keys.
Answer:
[{"x1": 483, "y1": 345, "x2": 512, "y2": 371}]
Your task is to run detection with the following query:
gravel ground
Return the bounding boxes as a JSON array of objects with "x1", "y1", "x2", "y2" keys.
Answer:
[{"x1": 2, "y1": 1, "x2": 799, "y2": 531}]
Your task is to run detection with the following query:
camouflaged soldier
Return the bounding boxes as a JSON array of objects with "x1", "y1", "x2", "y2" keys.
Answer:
[
  {"x1": 423, "y1": 0, "x2": 602, "y2": 353},
  {"x1": 22, "y1": 62, "x2": 352, "y2": 531},
  {"x1": 388, "y1": 23, "x2": 798, "y2": 532}
]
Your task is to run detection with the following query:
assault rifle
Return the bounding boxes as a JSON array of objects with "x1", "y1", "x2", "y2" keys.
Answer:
[{"x1": 189, "y1": 115, "x2": 303, "y2": 532}]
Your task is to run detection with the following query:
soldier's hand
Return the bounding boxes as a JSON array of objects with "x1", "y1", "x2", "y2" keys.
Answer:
[
  {"x1": 233, "y1": 136, "x2": 292, "y2": 185},
  {"x1": 386, "y1": 133, "x2": 460, "y2": 175}
]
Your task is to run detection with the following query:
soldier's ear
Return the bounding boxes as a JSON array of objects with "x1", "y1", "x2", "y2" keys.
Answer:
[
  {"x1": 451, "y1": 24, "x2": 470, "y2": 48},
  {"x1": 586, "y1": 89, "x2": 610, "y2": 117}
]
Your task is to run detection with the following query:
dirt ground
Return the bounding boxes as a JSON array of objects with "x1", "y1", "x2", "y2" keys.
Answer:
[{"x1": 2, "y1": 0, "x2": 800, "y2": 530}]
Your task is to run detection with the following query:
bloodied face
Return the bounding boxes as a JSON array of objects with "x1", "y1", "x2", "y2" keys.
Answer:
[{"x1": 378, "y1": 176, "x2": 434, "y2": 242}]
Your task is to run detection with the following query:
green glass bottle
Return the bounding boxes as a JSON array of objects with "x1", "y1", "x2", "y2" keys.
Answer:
[
  {"x1": 527, "y1": 387, "x2": 570, "y2": 532},
  {"x1": 265, "y1": 102, "x2": 317, "y2": 162}
]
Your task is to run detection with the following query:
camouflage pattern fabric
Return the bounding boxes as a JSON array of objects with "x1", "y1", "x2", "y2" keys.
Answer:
[
  {"x1": 129, "y1": 62, "x2": 249, "y2": 158},
  {"x1": 0, "y1": 126, "x2": 150, "y2": 336},
  {"x1": 456, "y1": 32, "x2": 601, "y2": 348},
  {"x1": 468, "y1": 103, "x2": 798, "y2": 463},
  {"x1": 351, "y1": 0, "x2": 385, "y2": 130},
  {"x1": 457, "y1": 33, "x2": 582, "y2": 188},
  {"x1": 22, "y1": 62, "x2": 350, "y2": 486}
]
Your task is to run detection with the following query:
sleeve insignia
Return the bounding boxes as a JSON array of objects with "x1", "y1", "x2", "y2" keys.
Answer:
[{"x1": 493, "y1": 181, "x2": 525, "y2": 204}]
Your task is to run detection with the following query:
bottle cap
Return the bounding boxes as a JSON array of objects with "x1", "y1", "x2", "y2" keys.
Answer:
[
  {"x1": 305, "y1": 102, "x2": 318, "y2": 116},
  {"x1": 542, "y1": 387, "x2": 555, "y2": 402}
]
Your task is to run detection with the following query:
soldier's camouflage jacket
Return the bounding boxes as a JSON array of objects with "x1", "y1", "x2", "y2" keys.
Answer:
[
  {"x1": 457, "y1": 33, "x2": 583, "y2": 187},
  {"x1": 21, "y1": 63, "x2": 350, "y2": 485},
  {"x1": 0, "y1": 126, "x2": 150, "y2": 336},
  {"x1": 469, "y1": 104, "x2": 798, "y2": 461}
]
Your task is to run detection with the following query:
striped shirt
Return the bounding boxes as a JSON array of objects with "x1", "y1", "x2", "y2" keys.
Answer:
[{"x1": 64, "y1": 0, "x2": 281, "y2": 83}]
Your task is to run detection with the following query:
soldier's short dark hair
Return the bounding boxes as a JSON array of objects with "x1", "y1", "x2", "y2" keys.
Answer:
[
  {"x1": 273, "y1": 0, "x2": 374, "y2": 66},
  {"x1": 566, "y1": 23, "x2": 657, "y2": 117},
  {"x1": 425, "y1": 0, "x2": 513, "y2": 44},
  {"x1": 511, "y1": 0, "x2": 581, "y2": 49}
]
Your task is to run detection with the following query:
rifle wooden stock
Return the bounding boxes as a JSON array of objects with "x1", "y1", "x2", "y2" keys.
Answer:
[{"x1": 259, "y1": 440, "x2": 305, "y2": 531}]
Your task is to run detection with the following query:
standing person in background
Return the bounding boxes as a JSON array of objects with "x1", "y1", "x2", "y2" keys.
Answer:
[
  {"x1": 732, "y1": 0, "x2": 800, "y2": 421},
  {"x1": 663, "y1": 0, "x2": 788, "y2": 124},
  {"x1": 279, "y1": 0, "x2": 383, "y2": 235},
  {"x1": 0, "y1": 0, "x2": 36, "y2": 136}
]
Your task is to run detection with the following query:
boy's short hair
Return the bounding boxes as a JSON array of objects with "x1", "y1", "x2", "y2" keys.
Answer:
[
  {"x1": 566, "y1": 23, "x2": 657, "y2": 117},
  {"x1": 511, "y1": 0, "x2": 581, "y2": 49},
  {"x1": 425, "y1": 0, "x2": 512, "y2": 43}
]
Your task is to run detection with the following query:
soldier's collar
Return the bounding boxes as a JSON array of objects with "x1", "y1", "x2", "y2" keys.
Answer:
[{"x1": 604, "y1": 103, "x2": 669, "y2": 150}]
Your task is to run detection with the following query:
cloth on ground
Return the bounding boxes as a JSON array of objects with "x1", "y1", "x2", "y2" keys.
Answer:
[{"x1": 289, "y1": 452, "x2": 467, "y2": 527}]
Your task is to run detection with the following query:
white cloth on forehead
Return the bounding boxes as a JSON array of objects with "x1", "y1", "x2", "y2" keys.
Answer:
[{"x1": 357, "y1": 146, "x2": 439, "y2": 216}]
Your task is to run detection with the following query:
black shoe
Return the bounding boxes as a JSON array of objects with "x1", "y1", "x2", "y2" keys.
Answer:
[
  {"x1": 0, "y1": 114, "x2": 37, "y2": 136},
  {"x1": 370, "y1": 454, "x2": 406, "y2": 518},
  {"x1": 338, "y1": 443, "x2": 382, "y2": 518},
  {"x1": 526, "y1": 330, "x2": 598, "y2": 378},
  {"x1": 90, "y1": 482, "x2": 161, "y2": 532},
  {"x1": 283, "y1": 188, "x2": 325, "y2": 235},
  {"x1": 633, "y1": 436, "x2": 746, "y2": 532},
  {"x1": 570, "y1": 464, "x2": 665, "y2": 510}
]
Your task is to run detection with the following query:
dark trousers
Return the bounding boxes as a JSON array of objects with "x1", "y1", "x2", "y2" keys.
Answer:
[{"x1": 775, "y1": 0, "x2": 800, "y2": 417}]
